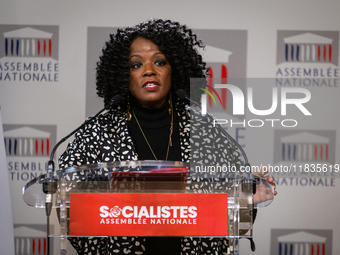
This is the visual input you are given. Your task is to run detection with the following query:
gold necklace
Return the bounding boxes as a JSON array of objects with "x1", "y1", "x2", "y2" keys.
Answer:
[{"x1": 131, "y1": 106, "x2": 173, "y2": 160}]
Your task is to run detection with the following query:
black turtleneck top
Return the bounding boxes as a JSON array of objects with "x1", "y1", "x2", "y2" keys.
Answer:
[{"x1": 127, "y1": 98, "x2": 181, "y2": 161}]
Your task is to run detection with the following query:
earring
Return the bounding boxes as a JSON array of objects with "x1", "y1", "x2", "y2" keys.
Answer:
[
  {"x1": 168, "y1": 93, "x2": 172, "y2": 116},
  {"x1": 127, "y1": 95, "x2": 132, "y2": 121}
]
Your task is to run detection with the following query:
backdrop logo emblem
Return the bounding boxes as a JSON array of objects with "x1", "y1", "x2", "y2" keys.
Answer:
[
  {"x1": 192, "y1": 30, "x2": 247, "y2": 117},
  {"x1": 0, "y1": 25, "x2": 60, "y2": 82},
  {"x1": 276, "y1": 30, "x2": 339, "y2": 80},
  {"x1": 3, "y1": 124, "x2": 56, "y2": 181},
  {"x1": 14, "y1": 224, "x2": 50, "y2": 255},
  {"x1": 273, "y1": 130, "x2": 336, "y2": 164},
  {"x1": 4, "y1": 126, "x2": 52, "y2": 157},
  {"x1": 282, "y1": 33, "x2": 334, "y2": 64},
  {"x1": 3, "y1": 27, "x2": 54, "y2": 58},
  {"x1": 270, "y1": 229, "x2": 332, "y2": 255},
  {"x1": 196, "y1": 45, "x2": 232, "y2": 111}
]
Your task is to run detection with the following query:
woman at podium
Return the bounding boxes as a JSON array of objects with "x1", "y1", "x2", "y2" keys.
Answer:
[{"x1": 59, "y1": 18, "x2": 274, "y2": 255}]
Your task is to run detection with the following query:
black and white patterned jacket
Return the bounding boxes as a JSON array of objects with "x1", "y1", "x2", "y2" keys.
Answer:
[{"x1": 59, "y1": 103, "x2": 242, "y2": 255}]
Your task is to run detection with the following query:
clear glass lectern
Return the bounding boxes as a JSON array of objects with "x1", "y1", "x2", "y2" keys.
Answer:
[{"x1": 23, "y1": 160, "x2": 274, "y2": 255}]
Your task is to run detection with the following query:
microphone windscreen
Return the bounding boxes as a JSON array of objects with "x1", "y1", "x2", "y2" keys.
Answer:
[
  {"x1": 176, "y1": 89, "x2": 187, "y2": 100},
  {"x1": 110, "y1": 94, "x2": 123, "y2": 106}
]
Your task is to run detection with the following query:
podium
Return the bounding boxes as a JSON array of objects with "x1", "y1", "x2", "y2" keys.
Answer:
[{"x1": 23, "y1": 160, "x2": 274, "y2": 255}]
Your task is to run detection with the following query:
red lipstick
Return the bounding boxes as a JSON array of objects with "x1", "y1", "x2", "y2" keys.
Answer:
[{"x1": 142, "y1": 81, "x2": 159, "y2": 91}]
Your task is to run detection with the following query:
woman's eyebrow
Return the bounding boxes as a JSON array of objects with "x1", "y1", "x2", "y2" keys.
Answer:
[
  {"x1": 129, "y1": 52, "x2": 164, "y2": 59},
  {"x1": 153, "y1": 52, "x2": 163, "y2": 56},
  {"x1": 129, "y1": 54, "x2": 142, "y2": 59}
]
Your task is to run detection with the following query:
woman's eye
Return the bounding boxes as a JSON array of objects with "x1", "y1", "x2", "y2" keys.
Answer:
[
  {"x1": 130, "y1": 61, "x2": 142, "y2": 69},
  {"x1": 155, "y1": 59, "x2": 166, "y2": 66}
]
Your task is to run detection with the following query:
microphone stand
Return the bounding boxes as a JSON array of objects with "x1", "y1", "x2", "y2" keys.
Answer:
[
  {"x1": 176, "y1": 89, "x2": 256, "y2": 252},
  {"x1": 42, "y1": 95, "x2": 122, "y2": 255}
]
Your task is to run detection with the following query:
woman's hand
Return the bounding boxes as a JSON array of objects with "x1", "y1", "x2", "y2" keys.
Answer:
[{"x1": 252, "y1": 168, "x2": 277, "y2": 205}]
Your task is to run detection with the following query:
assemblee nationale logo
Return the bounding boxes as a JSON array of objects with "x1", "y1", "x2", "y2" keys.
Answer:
[
  {"x1": 4, "y1": 124, "x2": 56, "y2": 181},
  {"x1": 99, "y1": 205, "x2": 198, "y2": 225},
  {"x1": 0, "y1": 25, "x2": 59, "y2": 82},
  {"x1": 275, "y1": 31, "x2": 339, "y2": 86}
]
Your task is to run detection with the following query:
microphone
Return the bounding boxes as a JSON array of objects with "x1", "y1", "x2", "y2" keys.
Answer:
[
  {"x1": 42, "y1": 94, "x2": 122, "y2": 255},
  {"x1": 176, "y1": 89, "x2": 201, "y2": 108},
  {"x1": 43, "y1": 94, "x2": 123, "y2": 215},
  {"x1": 48, "y1": 94, "x2": 122, "y2": 166},
  {"x1": 177, "y1": 89, "x2": 261, "y2": 252},
  {"x1": 176, "y1": 89, "x2": 249, "y2": 165}
]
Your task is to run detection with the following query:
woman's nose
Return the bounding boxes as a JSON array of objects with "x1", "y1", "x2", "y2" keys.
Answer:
[{"x1": 143, "y1": 63, "x2": 156, "y2": 76}]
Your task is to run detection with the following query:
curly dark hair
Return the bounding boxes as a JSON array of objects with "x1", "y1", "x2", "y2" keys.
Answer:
[{"x1": 96, "y1": 18, "x2": 208, "y2": 109}]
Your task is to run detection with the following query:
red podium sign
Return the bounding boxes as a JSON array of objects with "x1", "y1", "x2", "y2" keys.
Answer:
[{"x1": 70, "y1": 193, "x2": 228, "y2": 237}]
